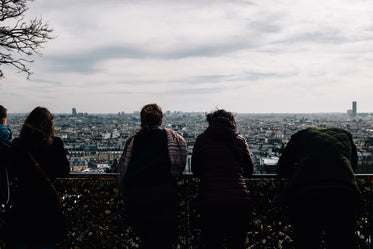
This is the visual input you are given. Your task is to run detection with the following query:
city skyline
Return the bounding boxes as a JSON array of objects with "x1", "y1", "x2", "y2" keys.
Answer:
[{"x1": 1, "y1": 0, "x2": 373, "y2": 114}]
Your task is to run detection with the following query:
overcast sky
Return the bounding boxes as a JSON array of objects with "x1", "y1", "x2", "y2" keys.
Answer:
[{"x1": 1, "y1": 0, "x2": 373, "y2": 114}]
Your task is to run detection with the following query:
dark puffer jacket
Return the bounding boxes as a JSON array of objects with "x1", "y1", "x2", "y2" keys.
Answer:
[
  {"x1": 277, "y1": 127, "x2": 359, "y2": 199},
  {"x1": 191, "y1": 117, "x2": 254, "y2": 208}
]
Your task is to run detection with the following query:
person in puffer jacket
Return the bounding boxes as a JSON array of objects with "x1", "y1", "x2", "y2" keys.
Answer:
[
  {"x1": 192, "y1": 109, "x2": 254, "y2": 249},
  {"x1": 277, "y1": 127, "x2": 360, "y2": 249}
]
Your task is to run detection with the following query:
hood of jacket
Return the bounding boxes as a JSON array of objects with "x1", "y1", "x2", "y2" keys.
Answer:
[{"x1": 204, "y1": 117, "x2": 238, "y2": 141}]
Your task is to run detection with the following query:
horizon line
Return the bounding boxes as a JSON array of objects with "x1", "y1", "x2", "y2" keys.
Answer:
[{"x1": 7, "y1": 111, "x2": 373, "y2": 115}]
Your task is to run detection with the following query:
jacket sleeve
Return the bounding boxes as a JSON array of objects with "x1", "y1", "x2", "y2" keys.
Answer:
[
  {"x1": 53, "y1": 137, "x2": 70, "y2": 178},
  {"x1": 277, "y1": 135, "x2": 297, "y2": 177},
  {"x1": 118, "y1": 135, "x2": 135, "y2": 182},
  {"x1": 0, "y1": 127, "x2": 12, "y2": 168},
  {"x1": 0, "y1": 127, "x2": 12, "y2": 151},
  {"x1": 241, "y1": 137, "x2": 254, "y2": 177},
  {"x1": 191, "y1": 136, "x2": 201, "y2": 177},
  {"x1": 167, "y1": 130, "x2": 187, "y2": 177},
  {"x1": 350, "y1": 135, "x2": 358, "y2": 172}
]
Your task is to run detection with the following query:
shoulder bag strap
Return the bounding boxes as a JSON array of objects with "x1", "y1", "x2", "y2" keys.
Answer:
[{"x1": 28, "y1": 152, "x2": 57, "y2": 192}]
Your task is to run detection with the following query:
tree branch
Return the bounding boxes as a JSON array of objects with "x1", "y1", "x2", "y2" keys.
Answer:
[{"x1": 0, "y1": 0, "x2": 53, "y2": 78}]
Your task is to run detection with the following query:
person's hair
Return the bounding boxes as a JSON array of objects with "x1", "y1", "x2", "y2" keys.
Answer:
[
  {"x1": 206, "y1": 108, "x2": 236, "y2": 125},
  {"x1": 139, "y1": 103, "x2": 163, "y2": 134},
  {"x1": 0, "y1": 105, "x2": 7, "y2": 121},
  {"x1": 20, "y1": 106, "x2": 55, "y2": 144}
]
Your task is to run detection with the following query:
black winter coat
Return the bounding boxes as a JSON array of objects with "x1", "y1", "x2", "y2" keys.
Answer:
[
  {"x1": 5, "y1": 136, "x2": 70, "y2": 243},
  {"x1": 191, "y1": 117, "x2": 254, "y2": 208}
]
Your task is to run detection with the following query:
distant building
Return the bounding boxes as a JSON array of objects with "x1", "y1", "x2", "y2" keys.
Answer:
[
  {"x1": 352, "y1": 101, "x2": 357, "y2": 117},
  {"x1": 260, "y1": 156, "x2": 279, "y2": 174},
  {"x1": 72, "y1": 108, "x2": 77, "y2": 116},
  {"x1": 185, "y1": 155, "x2": 192, "y2": 173},
  {"x1": 69, "y1": 157, "x2": 88, "y2": 172}
]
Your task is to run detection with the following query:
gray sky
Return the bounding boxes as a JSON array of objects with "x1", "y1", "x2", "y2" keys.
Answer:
[{"x1": 1, "y1": 0, "x2": 373, "y2": 114}]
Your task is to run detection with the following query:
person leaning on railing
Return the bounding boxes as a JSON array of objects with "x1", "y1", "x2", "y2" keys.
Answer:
[
  {"x1": 191, "y1": 109, "x2": 254, "y2": 249},
  {"x1": 277, "y1": 127, "x2": 360, "y2": 249},
  {"x1": 0, "y1": 105, "x2": 12, "y2": 161},
  {"x1": 4, "y1": 107, "x2": 70, "y2": 249},
  {"x1": 0, "y1": 105, "x2": 12, "y2": 206},
  {"x1": 118, "y1": 103, "x2": 187, "y2": 249}
]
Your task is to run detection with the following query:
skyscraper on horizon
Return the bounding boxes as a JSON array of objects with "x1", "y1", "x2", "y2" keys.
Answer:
[
  {"x1": 72, "y1": 108, "x2": 77, "y2": 116},
  {"x1": 352, "y1": 101, "x2": 357, "y2": 117}
]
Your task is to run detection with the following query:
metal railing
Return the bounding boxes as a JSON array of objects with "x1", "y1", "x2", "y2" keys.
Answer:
[{"x1": 1, "y1": 174, "x2": 372, "y2": 249}]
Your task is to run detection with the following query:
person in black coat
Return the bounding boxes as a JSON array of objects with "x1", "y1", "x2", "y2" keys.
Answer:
[
  {"x1": 277, "y1": 127, "x2": 360, "y2": 249},
  {"x1": 191, "y1": 109, "x2": 254, "y2": 249},
  {"x1": 5, "y1": 107, "x2": 70, "y2": 249}
]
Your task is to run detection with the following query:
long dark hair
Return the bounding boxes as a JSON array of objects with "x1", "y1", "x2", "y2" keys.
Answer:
[
  {"x1": 138, "y1": 103, "x2": 163, "y2": 134},
  {"x1": 20, "y1": 106, "x2": 55, "y2": 146}
]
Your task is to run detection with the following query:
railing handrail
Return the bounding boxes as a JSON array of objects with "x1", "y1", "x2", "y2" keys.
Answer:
[{"x1": 64, "y1": 173, "x2": 373, "y2": 178}]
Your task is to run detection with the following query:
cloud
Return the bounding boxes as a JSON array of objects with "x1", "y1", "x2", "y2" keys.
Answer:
[
  {"x1": 3, "y1": 0, "x2": 373, "y2": 113},
  {"x1": 42, "y1": 46, "x2": 148, "y2": 73}
]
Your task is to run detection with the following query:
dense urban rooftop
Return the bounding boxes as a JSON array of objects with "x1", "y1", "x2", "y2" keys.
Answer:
[{"x1": 6, "y1": 111, "x2": 373, "y2": 174}]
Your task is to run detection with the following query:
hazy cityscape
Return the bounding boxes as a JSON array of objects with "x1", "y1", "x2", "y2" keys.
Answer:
[{"x1": 6, "y1": 104, "x2": 373, "y2": 175}]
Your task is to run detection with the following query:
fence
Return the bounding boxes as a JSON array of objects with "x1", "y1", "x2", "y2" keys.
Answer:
[{"x1": 1, "y1": 174, "x2": 372, "y2": 249}]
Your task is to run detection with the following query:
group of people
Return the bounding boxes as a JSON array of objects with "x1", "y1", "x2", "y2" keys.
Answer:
[
  {"x1": 0, "y1": 103, "x2": 361, "y2": 249},
  {"x1": 118, "y1": 103, "x2": 360, "y2": 249}
]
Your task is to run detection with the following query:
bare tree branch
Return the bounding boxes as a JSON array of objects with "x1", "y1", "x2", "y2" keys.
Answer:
[{"x1": 0, "y1": 0, "x2": 53, "y2": 78}]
